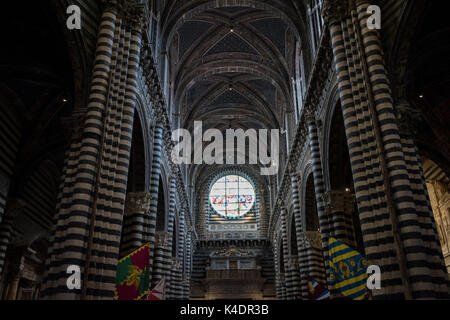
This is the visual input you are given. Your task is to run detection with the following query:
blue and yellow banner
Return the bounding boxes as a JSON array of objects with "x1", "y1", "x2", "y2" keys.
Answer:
[{"x1": 328, "y1": 237, "x2": 368, "y2": 300}]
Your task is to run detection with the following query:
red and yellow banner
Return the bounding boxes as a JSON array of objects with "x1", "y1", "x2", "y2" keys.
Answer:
[{"x1": 115, "y1": 243, "x2": 151, "y2": 300}]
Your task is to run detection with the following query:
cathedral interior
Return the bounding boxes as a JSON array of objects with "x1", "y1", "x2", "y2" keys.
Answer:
[{"x1": 0, "y1": 0, "x2": 449, "y2": 300}]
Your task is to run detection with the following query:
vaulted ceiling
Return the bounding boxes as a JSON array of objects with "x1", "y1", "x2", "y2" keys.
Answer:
[{"x1": 159, "y1": 1, "x2": 309, "y2": 189}]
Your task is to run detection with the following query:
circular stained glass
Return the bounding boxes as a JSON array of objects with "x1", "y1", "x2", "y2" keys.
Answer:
[{"x1": 209, "y1": 175, "x2": 255, "y2": 219}]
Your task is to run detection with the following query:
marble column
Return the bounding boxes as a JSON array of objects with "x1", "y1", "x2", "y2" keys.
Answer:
[{"x1": 322, "y1": 190, "x2": 356, "y2": 248}]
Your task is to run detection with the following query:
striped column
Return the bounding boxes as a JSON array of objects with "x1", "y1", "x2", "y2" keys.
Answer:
[
  {"x1": 147, "y1": 122, "x2": 164, "y2": 285},
  {"x1": 324, "y1": 0, "x2": 450, "y2": 299},
  {"x1": 166, "y1": 176, "x2": 177, "y2": 299},
  {"x1": 178, "y1": 210, "x2": 186, "y2": 299},
  {"x1": 289, "y1": 169, "x2": 307, "y2": 298},
  {"x1": 41, "y1": 2, "x2": 145, "y2": 300},
  {"x1": 305, "y1": 116, "x2": 332, "y2": 287},
  {"x1": 326, "y1": 1, "x2": 407, "y2": 298},
  {"x1": 298, "y1": 231, "x2": 327, "y2": 299},
  {"x1": 0, "y1": 198, "x2": 23, "y2": 278},
  {"x1": 170, "y1": 210, "x2": 186, "y2": 300},
  {"x1": 280, "y1": 208, "x2": 293, "y2": 299},
  {"x1": 322, "y1": 190, "x2": 356, "y2": 248},
  {"x1": 273, "y1": 239, "x2": 283, "y2": 300},
  {"x1": 151, "y1": 231, "x2": 171, "y2": 288},
  {"x1": 355, "y1": 0, "x2": 450, "y2": 299},
  {"x1": 171, "y1": 257, "x2": 183, "y2": 300},
  {"x1": 287, "y1": 256, "x2": 301, "y2": 300},
  {"x1": 120, "y1": 193, "x2": 152, "y2": 257},
  {"x1": 184, "y1": 231, "x2": 192, "y2": 299},
  {"x1": 279, "y1": 273, "x2": 287, "y2": 300}
]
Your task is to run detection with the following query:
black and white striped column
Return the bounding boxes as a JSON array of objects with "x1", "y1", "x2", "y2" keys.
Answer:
[
  {"x1": 322, "y1": 190, "x2": 356, "y2": 248},
  {"x1": 146, "y1": 121, "x2": 164, "y2": 285},
  {"x1": 355, "y1": 0, "x2": 450, "y2": 298},
  {"x1": 166, "y1": 176, "x2": 177, "y2": 299},
  {"x1": 151, "y1": 231, "x2": 171, "y2": 289},
  {"x1": 305, "y1": 116, "x2": 331, "y2": 286},
  {"x1": 172, "y1": 210, "x2": 185, "y2": 299},
  {"x1": 287, "y1": 255, "x2": 301, "y2": 300},
  {"x1": 40, "y1": 1, "x2": 145, "y2": 299},
  {"x1": 280, "y1": 208, "x2": 293, "y2": 300},
  {"x1": 184, "y1": 231, "x2": 192, "y2": 299},
  {"x1": 298, "y1": 231, "x2": 327, "y2": 299},
  {"x1": 120, "y1": 193, "x2": 152, "y2": 257},
  {"x1": 289, "y1": 169, "x2": 307, "y2": 298},
  {"x1": 324, "y1": 0, "x2": 450, "y2": 299}
]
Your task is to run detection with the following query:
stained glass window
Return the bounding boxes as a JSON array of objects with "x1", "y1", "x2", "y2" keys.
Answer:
[{"x1": 209, "y1": 175, "x2": 255, "y2": 219}]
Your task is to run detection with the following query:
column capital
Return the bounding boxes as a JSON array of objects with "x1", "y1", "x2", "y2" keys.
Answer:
[
  {"x1": 102, "y1": 0, "x2": 121, "y2": 14},
  {"x1": 322, "y1": 0, "x2": 349, "y2": 26},
  {"x1": 322, "y1": 189, "x2": 355, "y2": 213},
  {"x1": 154, "y1": 107, "x2": 167, "y2": 127},
  {"x1": 121, "y1": 0, "x2": 147, "y2": 32},
  {"x1": 305, "y1": 108, "x2": 316, "y2": 126},
  {"x1": 298, "y1": 231, "x2": 322, "y2": 250},
  {"x1": 125, "y1": 192, "x2": 152, "y2": 215},
  {"x1": 287, "y1": 255, "x2": 299, "y2": 269},
  {"x1": 155, "y1": 231, "x2": 171, "y2": 249}
]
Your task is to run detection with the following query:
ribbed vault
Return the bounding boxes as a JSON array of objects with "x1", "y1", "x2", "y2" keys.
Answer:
[{"x1": 162, "y1": 2, "x2": 308, "y2": 220}]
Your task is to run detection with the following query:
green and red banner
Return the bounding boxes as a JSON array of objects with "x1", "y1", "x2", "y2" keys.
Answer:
[{"x1": 115, "y1": 243, "x2": 151, "y2": 300}]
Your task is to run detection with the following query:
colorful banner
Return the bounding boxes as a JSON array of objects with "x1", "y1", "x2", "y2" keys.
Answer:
[
  {"x1": 328, "y1": 237, "x2": 368, "y2": 300},
  {"x1": 115, "y1": 243, "x2": 151, "y2": 300}
]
